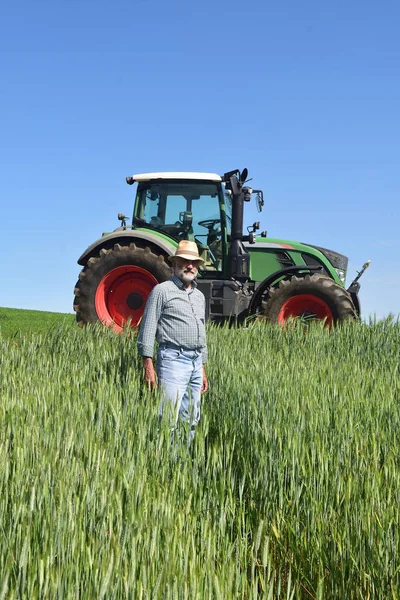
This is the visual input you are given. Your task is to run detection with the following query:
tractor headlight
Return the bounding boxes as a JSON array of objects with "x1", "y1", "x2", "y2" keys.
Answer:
[{"x1": 335, "y1": 268, "x2": 346, "y2": 284}]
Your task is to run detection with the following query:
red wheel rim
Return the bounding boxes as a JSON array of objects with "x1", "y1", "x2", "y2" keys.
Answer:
[
  {"x1": 277, "y1": 294, "x2": 333, "y2": 326},
  {"x1": 95, "y1": 266, "x2": 158, "y2": 331}
]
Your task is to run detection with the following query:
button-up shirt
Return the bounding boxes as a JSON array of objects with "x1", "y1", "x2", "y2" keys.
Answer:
[{"x1": 137, "y1": 275, "x2": 207, "y2": 363}]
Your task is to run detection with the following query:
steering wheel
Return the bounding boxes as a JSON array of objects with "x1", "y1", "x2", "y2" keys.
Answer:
[{"x1": 198, "y1": 219, "x2": 221, "y2": 232}]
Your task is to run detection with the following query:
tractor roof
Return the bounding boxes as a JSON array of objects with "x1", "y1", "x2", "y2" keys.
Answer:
[{"x1": 130, "y1": 172, "x2": 222, "y2": 182}]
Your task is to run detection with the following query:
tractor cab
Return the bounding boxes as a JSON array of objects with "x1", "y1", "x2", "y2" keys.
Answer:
[{"x1": 128, "y1": 172, "x2": 231, "y2": 274}]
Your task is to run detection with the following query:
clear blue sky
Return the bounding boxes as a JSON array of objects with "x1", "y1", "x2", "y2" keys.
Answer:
[{"x1": 1, "y1": 0, "x2": 399, "y2": 320}]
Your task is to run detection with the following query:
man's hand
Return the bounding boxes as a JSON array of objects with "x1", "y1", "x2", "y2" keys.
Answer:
[
  {"x1": 201, "y1": 364, "x2": 208, "y2": 394},
  {"x1": 143, "y1": 357, "x2": 157, "y2": 389}
]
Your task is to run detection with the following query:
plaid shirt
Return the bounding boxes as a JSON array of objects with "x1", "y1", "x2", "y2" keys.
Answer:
[{"x1": 137, "y1": 275, "x2": 208, "y2": 363}]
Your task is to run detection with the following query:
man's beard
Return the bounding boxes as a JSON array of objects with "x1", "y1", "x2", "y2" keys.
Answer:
[{"x1": 176, "y1": 266, "x2": 197, "y2": 285}]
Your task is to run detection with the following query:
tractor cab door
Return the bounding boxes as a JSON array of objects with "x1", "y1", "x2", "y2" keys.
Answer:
[{"x1": 135, "y1": 180, "x2": 227, "y2": 274}]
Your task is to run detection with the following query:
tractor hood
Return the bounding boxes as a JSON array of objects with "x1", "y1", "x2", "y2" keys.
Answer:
[
  {"x1": 245, "y1": 237, "x2": 348, "y2": 286},
  {"x1": 302, "y1": 244, "x2": 348, "y2": 271}
]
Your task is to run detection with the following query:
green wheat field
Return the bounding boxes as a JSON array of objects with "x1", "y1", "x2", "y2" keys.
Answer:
[{"x1": 0, "y1": 308, "x2": 399, "y2": 598}]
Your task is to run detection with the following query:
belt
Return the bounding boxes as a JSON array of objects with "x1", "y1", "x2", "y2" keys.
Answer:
[{"x1": 158, "y1": 342, "x2": 201, "y2": 353}]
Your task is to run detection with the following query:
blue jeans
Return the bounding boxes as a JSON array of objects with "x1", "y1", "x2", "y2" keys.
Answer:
[{"x1": 156, "y1": 343, "x2": 203, "y2": 443}]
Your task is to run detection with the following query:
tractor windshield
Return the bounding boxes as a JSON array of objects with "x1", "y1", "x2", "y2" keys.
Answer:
[{"x1": 135, "y1": 180, "x2": 223, "y2": 242}]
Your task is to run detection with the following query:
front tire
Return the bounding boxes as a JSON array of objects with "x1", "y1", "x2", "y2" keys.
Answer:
[
  {"x1": 73, "y1": 243, "x2": 172, "y2": 331},
  {"x1": 261, "y1": 274, "x2": 356, "y2": 326}
]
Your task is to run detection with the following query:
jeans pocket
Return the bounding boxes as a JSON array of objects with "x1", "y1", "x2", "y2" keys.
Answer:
[{"x1": 161, "y1": 348, "x2": 181, "y2": 361}]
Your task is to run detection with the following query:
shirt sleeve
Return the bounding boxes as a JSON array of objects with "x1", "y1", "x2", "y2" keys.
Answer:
[{"x1": 137, "y1": 285, "x2": 164, "y2": 358}]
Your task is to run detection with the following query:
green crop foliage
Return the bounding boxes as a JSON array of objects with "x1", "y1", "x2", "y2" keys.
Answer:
[
  {"x1": 0, "y1": 316, "x2": 399, "y2": 598},
  {"x1": 0, "y1": 307, "x2": 74, "y2": 339}
]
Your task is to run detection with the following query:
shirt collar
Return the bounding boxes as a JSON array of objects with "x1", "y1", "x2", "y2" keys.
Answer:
[{"x1": 171, "y1": 274, "x2": 197, "y2": 291}]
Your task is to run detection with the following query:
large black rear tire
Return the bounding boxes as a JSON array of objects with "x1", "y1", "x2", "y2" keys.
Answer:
[
  {"x1": 261, "y1": 274, "x2": 356, "y2": 326},
  {"x1": 73, "y1": 243, "x2": 172, "y2": 331}
]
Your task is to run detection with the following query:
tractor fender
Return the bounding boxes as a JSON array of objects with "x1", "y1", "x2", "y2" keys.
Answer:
[
  {"x1": 77, "y1": 230, "x2": 177, "y2": 266},
  {"x1": 248, "y1": 265, "x2": 322, "y2": 314}
]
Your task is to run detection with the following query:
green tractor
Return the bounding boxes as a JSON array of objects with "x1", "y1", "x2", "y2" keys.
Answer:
[{"x1": 74, "y1": 168, "x2": 370, "y2": 330}]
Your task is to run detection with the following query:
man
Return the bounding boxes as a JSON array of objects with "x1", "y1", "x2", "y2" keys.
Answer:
[{"x1": 137, "y1": 240, "x2": 208, "y2": 442}]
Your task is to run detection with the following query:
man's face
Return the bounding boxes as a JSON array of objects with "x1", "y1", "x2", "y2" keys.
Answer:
[{"x1": 173, "y1": 257, "x2": 200, "y2": 285}]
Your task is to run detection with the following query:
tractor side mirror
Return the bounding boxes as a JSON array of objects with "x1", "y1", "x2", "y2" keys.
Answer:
[{"x1": 252, "y1": 190, "x2": 264, "y2": 212}]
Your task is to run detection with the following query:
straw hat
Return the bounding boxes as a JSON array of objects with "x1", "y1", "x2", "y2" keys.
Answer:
[{"x1": 169, "y1": 240, "x2": 205, "y2": 264}]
